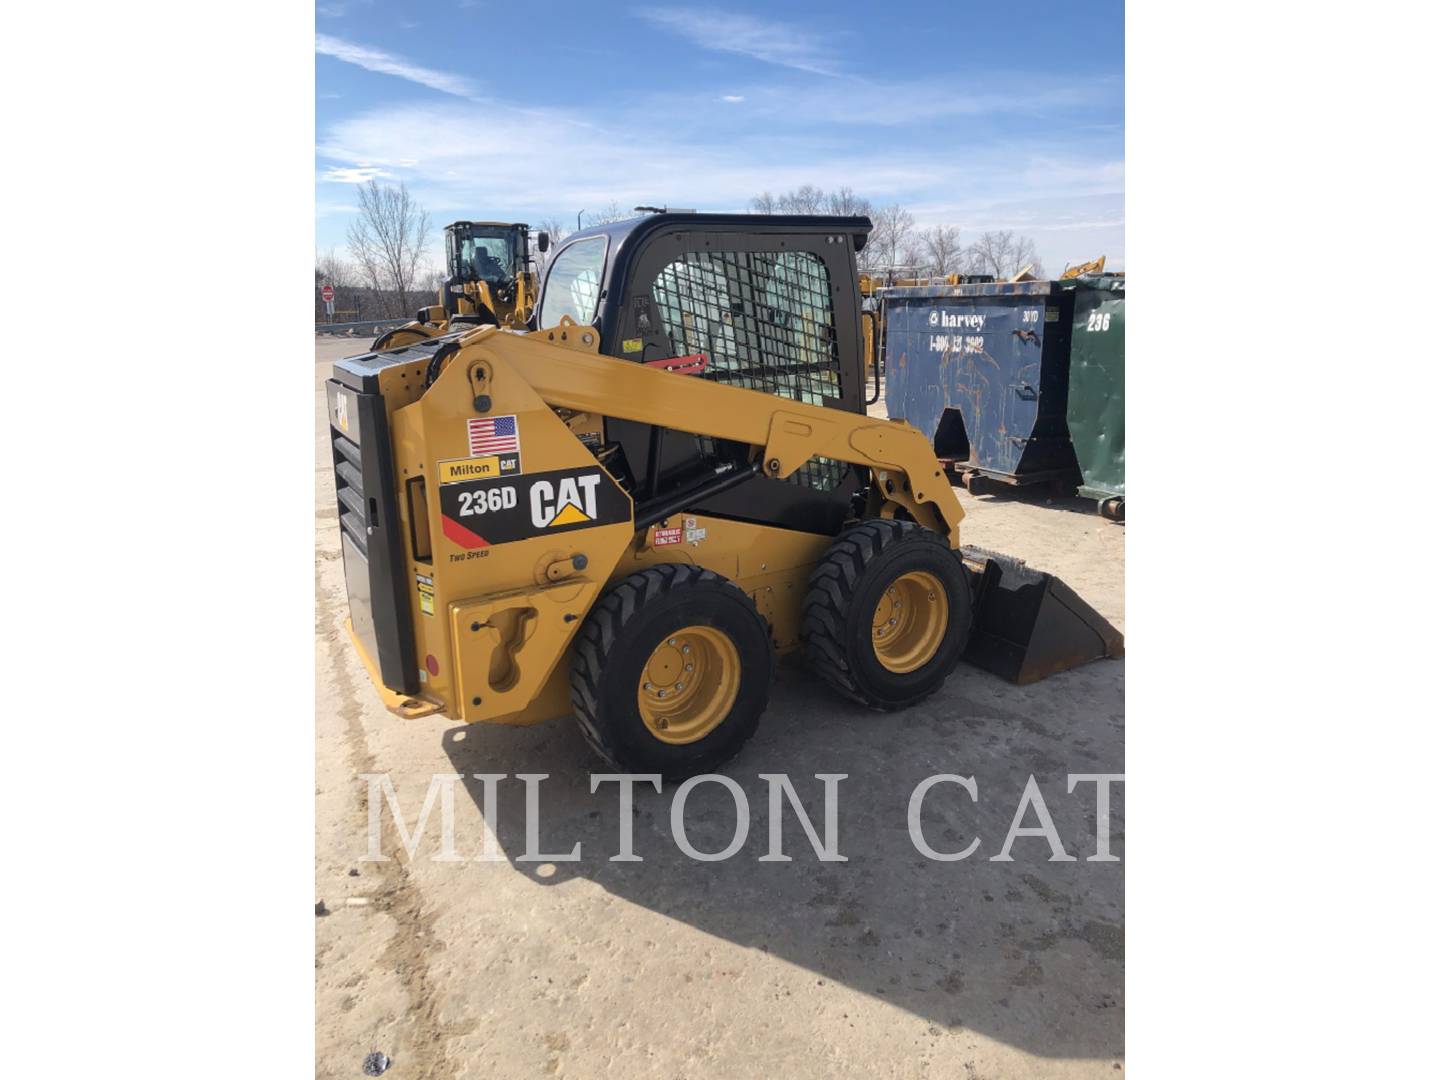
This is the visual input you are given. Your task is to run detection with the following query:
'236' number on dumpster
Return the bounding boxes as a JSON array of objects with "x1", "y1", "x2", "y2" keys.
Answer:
[{"x1": 1086, "y1": 311, "x2": 1113, "y2": 332}]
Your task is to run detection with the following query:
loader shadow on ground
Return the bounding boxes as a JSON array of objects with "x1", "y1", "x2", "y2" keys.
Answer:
[{"x1": 440, "y1": 655, "x2": 1124, "y2": 1063}]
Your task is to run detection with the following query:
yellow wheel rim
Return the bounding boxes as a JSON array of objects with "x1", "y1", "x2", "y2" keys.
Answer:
[
  {"x1": 637, "y1": 625, "x2": 740, "y2": 745},
  {"x1": 871, "y1": 570, "x2": 949, "y2": 674}
]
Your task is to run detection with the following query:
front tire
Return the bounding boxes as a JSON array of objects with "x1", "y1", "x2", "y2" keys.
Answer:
[
  {"x1": 570, "y1": 564, "x2": 774, "y2": 779},
  {"x1": 801, "y1": 519, "x2": 973, "y2": 709}
]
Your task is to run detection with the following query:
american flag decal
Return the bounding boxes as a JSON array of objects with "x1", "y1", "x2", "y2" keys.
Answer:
[{"x1": 467, "y1": 415, "x2": 519, "y2": 456}]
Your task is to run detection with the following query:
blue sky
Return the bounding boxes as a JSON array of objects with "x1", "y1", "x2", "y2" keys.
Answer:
[{"x1": 315, "y1": 1, "x2": 1124, "y2": 272}]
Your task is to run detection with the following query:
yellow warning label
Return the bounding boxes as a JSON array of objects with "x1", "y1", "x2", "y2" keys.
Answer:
[
  {"x1": 622, "y1": 338, "x2": 643, "y2": 354},
  {"x1": 439, "y1": 454, "x2": 520, "y2": 484}
]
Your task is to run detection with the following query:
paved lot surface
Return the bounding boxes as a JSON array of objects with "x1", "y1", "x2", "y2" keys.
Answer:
[{"x1": 315, "y1": 335, "x2": 1125, "y2": 1078}]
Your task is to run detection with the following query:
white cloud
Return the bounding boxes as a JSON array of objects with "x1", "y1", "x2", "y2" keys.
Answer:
[
  {"x1": 320, "y1": 165, "x2": 392, "y2": 184},
  {"x1": 315, "y1": 34, "x2": 479, "y2": 98},
  {"x1": 314, "y1": 88, "x2": 1125, "y2": 273},
  {"x1": 721, "y1": 94, "x2": 745, "y2": 103},
  {"x1": 634, "y1": 8, "x2": 842, "y2": 76},
  {"x1": 315, "y1": 99, "x2": 1121, "y2": 217},
  {"x1": 316, "y1": 101, "x2": 944, "y2": 214}
]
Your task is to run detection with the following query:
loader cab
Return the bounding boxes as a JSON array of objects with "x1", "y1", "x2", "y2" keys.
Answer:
[
  {"x1": 443, "y1": 221, "x2": 529, "y2": 314},
  {"x1": 537, "y1": 211, "x2": 873, "y2": 534}
]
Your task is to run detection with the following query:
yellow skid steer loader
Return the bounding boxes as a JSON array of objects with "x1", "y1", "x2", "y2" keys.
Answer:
[{"x1": 327, "y1": 213, "x2": 1120, "y2": 777}]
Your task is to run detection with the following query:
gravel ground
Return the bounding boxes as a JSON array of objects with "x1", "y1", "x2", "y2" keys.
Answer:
[{"x1": 315, "y1": 337, "x2": 1125, "y2": 1078}]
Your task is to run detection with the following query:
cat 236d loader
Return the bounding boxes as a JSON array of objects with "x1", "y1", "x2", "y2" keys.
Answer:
[{"x1": 326, "y1": 213, "x2": 1121, "y2": 778}]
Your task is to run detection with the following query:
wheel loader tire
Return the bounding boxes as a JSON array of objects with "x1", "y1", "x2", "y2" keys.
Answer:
[
  {"x1": 801, "y1": 519, "x2": 973, "y2": 710},
  {"x1": 570, "y1": 564, "x2": 774, "y2": 780}
]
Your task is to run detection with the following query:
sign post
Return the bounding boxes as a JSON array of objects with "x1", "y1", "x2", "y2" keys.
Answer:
[{"x1": 321, "y1": 284, "x2": 336, "y2": 323}]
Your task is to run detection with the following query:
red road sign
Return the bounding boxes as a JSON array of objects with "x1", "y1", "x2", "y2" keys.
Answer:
[{"x1": 320, "y1": 285, "x2": 335, "y2": 302}]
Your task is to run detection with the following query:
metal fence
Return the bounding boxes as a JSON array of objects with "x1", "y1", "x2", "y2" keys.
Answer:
[{"x1": 315, "y1": 318, "x2": 410, "y2": 337}]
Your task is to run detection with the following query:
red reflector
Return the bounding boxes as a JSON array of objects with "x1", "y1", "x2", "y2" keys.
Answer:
[
  {"x1": 425, "y1": 654, "x2": 440, "y2": 676},
  {"x1": 643, "y1": 353, "x2": 708, "y2": 375}
]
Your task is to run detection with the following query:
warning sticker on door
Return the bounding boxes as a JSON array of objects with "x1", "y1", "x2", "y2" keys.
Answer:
[
  {"x1": 416, "y1": 573, "x2": 435, "y2": 616},
  {"x1": 653, "y1": 527, "x2": 682, "y2": 546}
]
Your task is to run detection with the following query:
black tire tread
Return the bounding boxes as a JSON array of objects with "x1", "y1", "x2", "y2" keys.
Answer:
[
  {"x1": 569, "y1": 563, "x2": 757, "y2": 772},
  {"x1": 800, "y1": 518, "x2": 958, "y2": 711}
]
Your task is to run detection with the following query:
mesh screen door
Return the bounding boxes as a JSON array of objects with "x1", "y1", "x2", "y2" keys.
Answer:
[{"x1": 651, "y1": 250, "x2": 847, "y2": 490}]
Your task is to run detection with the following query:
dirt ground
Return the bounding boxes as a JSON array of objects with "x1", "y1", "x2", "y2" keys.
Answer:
[{"x1": 315, "y1": 335, "x2": 1125, "y2": 1078}]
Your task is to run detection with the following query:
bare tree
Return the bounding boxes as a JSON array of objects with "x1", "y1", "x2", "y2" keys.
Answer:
[
  {"x1": 860, "y1": 203, "x2": 915, "y2": 272},
  {"x1": 750, "y1": 184, "x2": 877, "y2": 221},
  {"x1": 826, "y1": 186, "x2": 872, "y2": 217},
  {"x1": 533, "y1": 217, "x2": 570, "y2": 269},
  {"x1": 346, "y1": 181, "x2": 432, "y2": 317},
  {"x1": 315, "y1": 247, "x2": 355, "y2": 288},
  {"x1": 583, "y1": 201, "x2": 630, "y2": 228},
  {"x1": 537, "y1": 217, "x2": 570, "y2": 245},
  {"x1": 919, "y1": 225, "x2": 965, "y2": 277},
  {"x1": 963, "y1": 230, "x2": 1046, "y2": 280},
  {"x1": 780, "y1": 184, "x2": 827, "y2": 214}
]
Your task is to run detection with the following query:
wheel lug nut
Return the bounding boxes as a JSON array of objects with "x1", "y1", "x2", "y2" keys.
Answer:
[
  {"x1": 684, "y1": 664, "x2": 693, "y2": 672},
  {"x1": 644, "y1": 682, "x2": 654, "y2": 690},
  {"x1": 682, "y1": 645, "x2": 690, "y2": 654},
  {"x1": 668, "y1": 638, "x2": 677, "y2": 647},
  {"x1": 658, "y1": 690, "x2": 666, "y2": 698},
  {"x1": 676, "y1": 682, "x2": 685, "y2": 691},
  {"x1": 658, "y1": 718, "x2": 669, "y2": 730}
]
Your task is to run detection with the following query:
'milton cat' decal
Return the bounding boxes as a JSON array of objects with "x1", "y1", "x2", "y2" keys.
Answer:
[{"x1": 438, "y1": 467, "x2": 630, "y2": 550}]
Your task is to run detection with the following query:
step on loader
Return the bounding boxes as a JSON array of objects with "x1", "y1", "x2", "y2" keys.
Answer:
[{"x1": 326, "y1": 212, "x2": 1121, "y2": 778}]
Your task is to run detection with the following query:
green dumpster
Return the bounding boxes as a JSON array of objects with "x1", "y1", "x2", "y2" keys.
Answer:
[{"x1": 1064, "y1": 275, "x2": 1125, "y2": 518}]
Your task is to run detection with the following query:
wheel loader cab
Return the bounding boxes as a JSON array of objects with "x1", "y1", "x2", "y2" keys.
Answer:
[
  {"x1": 444, "y1": 221, "x2": 529, "y2": 316},
  {"x1": 536, "y1": 213, "x2": 872, "y2": 535}
]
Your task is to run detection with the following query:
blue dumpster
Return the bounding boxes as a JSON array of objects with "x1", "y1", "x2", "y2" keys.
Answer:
[{"x1": 881, "y1": 281, "x2": 1079, "y2": 488}]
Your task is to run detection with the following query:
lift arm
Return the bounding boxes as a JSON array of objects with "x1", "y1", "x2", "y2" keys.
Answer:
[{"x1": 459, "y1": 321, "x2": 965, "y2": 547}]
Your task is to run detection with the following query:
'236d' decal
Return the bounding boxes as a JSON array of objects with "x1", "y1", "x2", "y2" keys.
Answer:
[{"x1": 439, "y1": 467, "x2": 631, "y2": 550}]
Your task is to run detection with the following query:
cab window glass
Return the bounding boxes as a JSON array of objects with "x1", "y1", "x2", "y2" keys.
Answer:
[
  {"x1": 461, "y1": 234, "x2": 514, "y2": 280},
  {"x1": 539, "y1": 237, "x2": 607, "y2": 327},
  {"x1": 649, "y1": 248, "x2": 845, "y2": 490}
]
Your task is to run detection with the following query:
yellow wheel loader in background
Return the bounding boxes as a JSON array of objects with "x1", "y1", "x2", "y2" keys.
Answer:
[
  {"x1": 328, "y1": 213, "x2": 1121, "y2": 778},
  {"x1": 372, "y1": 221, "x2": 544, "y2": 350}
]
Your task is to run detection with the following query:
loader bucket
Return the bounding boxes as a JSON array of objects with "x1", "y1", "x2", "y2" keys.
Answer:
[{"x1": 960, "y1": 548, "x2": 1123, "y2": 684}]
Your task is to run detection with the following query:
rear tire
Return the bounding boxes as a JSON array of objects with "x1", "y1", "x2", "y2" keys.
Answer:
[
  {"x1": 570, "y1": 564, "x2": 774, "y2": 779},
  {"x1": 801, "y1": 519, "x2": 972, "y2": 710}
]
